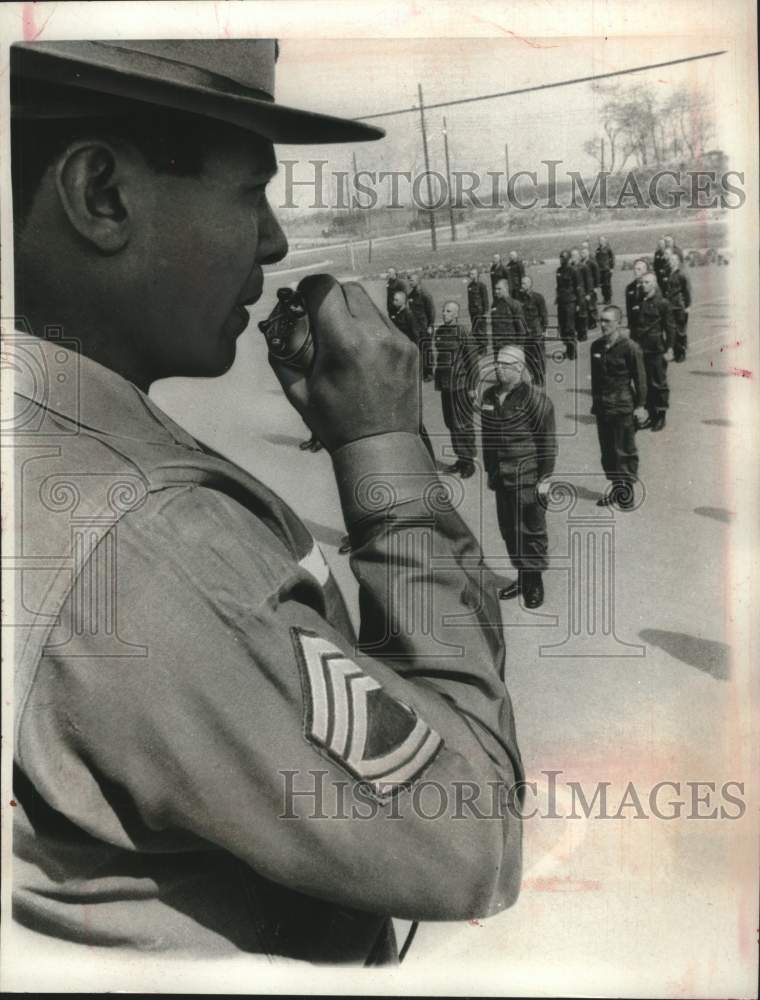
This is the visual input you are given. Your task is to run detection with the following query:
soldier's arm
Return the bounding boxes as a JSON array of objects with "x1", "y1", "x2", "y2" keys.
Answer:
[
  {"x1": 630, "y1": 341, "x2": 647, "y2": 408},
  {"x1": 683, "y1": 274, "x2": 692, "y2": 309},
  {"x1": 537, "y1": 293, "x2": 548, "y2": 330},
  {"x1": 661, "y1": 299, "x2": 675, "y2": 350},
  {"x1": 535, "y1": 395, "x2": 557, "y2": 479}
]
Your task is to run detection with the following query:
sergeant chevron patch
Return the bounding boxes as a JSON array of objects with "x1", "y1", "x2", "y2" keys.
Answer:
[{"x1": 292, "y1": 628, "x2": 443, "y2": 799}]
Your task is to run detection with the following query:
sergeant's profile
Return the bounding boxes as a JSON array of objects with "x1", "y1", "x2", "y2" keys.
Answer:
[{"x1": 9, "y1": 40, "x2": 523, "y2": 965}]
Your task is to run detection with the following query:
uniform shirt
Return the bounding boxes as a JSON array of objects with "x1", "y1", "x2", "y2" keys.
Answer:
[
  {"x1": 389, "y1": 304, "x2": 420, "y2": 344},
  {"x1": 516, "y1": 290, "x2": 548, "y2": 338},
  {"x1": 637, "y1": 293, "x2": 675, "y2": 354},
  {"x1": 582, "y1": 256, "x2": 600, "y2": 288},
  {"x1": 625, "y1": 279, "x2": 644, "y2": 339},
  {"x1": 467, "y1": 279, "x2": 490, "y2": 322},
  {"x1": 480, "y1": 382, "x2": 557, "y2": 488},
  {"x1": 433, "y1": 322, "x2": 478, "y2": 391},
  {"x1": 11, "y1": 336, "x2": 523, "y2": 964},
  {"x1": 407, "y1": 285, "x2": 436, "y2": 332},
  {"x1": 653, "y1": 249, "x2": 669, "y2": 289},
  {"x1": 490, "y1": 296, "x2": 526, "y2": 352},
  {"x1": 505, "y1": 259, "x2": 525, "y2": 298},
  {"x1": 664, "y1": 269, "x2": 691, "y2": 312},
  {"x1": 595, "y1": 245, "x2": 615, "y2": 272},
  {"x1": 489, "y1": 262, "x2": 509, "y2": 294},
  {"x1": 590, "y1": 335, "x2": 647, "y2": 415}
]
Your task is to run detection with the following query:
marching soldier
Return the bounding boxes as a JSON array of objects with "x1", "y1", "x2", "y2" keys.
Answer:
[
  {"x1": 433, "y1": 301, "x2": 478, "y2": 478},
  {"x1": 481, "y1": 346, "x2": 557, "y2": 609},
  {"x1": 517, "y1": 274, "x2": 548, "y2": 386},
  {"x1": 595, "y1": 236, "x2": 615, "y2": 305},
  {"x1": 408, "y1": 271, "x2": 436, "y2": 381},
  {"x1": 385, "y1": 265, "x2": 407, "y2": 316},
  {"x1": 625, "y1": 258, "x2": 648, "y2": 343},
  {"x1": 555, "y1": 249, "x2": 580, "y2": 361},
  {"x1": 506, "y1": 250, "x2": 525, "y2": 298},
  {"x1": 638, "y1": 271, "x2": 675, "y2": 431},
  {"x1": 580, "y1": 244, "x2": 600, "y2": 330},
  {"x1": 664, "y1": 250, "x2": 691, "y2": 362},
  {"x1": 590, "y1": 306, "x2": 648, "y2": 510},
  {"x1": 490, "y1": 253, "x2": 509, "y2": 296},
  {"x1": 491, "y1": 278, "x2": 526, "y2": 356},
  {"x1": 467, "y1": 266, "x2": 490, "y2": 354},
  {"x1": 653, "y1": 238, "x2": 669, "y2": 291}
]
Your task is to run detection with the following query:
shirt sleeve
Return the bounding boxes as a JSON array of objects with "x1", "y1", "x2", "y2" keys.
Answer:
[
  {"x1": 535, "y1": 396, "x2": 557, "y2": 480},
  {"x1": 28, "y1": 436, "x2": 523, "y2": 923},
  {"x1": 630, "y1": 342, "x2": 647, "y2": 408}
]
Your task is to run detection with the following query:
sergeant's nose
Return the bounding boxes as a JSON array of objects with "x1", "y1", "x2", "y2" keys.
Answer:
[{"x1": 257, "y1": 197, "x2": 288, "y2": 266}]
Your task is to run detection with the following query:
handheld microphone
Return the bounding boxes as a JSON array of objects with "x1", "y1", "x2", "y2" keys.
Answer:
[{"x1": 258, "y1": 288, "x2": 314, "y2": 370}]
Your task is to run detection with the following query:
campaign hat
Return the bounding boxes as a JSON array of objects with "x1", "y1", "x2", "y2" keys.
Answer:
[{"x1": 11, "y1": 39, "x2": 384, "y2": 144}]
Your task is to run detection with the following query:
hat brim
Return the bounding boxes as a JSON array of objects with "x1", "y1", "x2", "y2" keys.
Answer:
[{"x1": 11, "y1": 41, "x2": 385, "y2": 145}]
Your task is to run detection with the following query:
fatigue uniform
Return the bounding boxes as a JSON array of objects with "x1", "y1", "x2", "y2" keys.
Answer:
[
  {"x1": 386, "y1": 276, "x2": 408, "y2": 316},
  {"x1": 481, "y1": 383, "x2": 557, "y2": 572},
  {"x1": 505, "y1": 258, "x2": 525, "y2": 298},
  {"x1": 595, "y1": 244, "x2": 615, "y2": 304},
  {"x1": 590, "y1": 335, "x2": 647, "y2": 494},
  {"x1": 625, "y1": 279, "x2": 644, "y2": 341},
  {"x1": 555, "y1": 263, "x2": 580, "y2": 359},
  {"x1": 11, "y1": 337, "x2": 523, "y2": 963},
  {"x1": 664, "y1": 269, "x2": 691, "y2": 361},
  {"x1": 389, "y1": 303, "x2": 420, "y2": 344},
  {"x1": 653, "y1": 248, "x2": 669, "y2": 291},
  {"x1": 408, "y1": 284, "x2": 436, "y2": 379},
  {"x1": 572, "y1": 262, "x2": 592, "y2": 341},
  {"x1": 581, "y1": 257, "x2": 600, "y2": 330},
  {"x1": 467, "y1": 278, "x2": 490, "y2": 354},
  {"x1": 433, "y1": 321, "x2": 478, "y2": 466},
  {"x1": 489, "y1": 262, "x2": 509, "y2": 296},
  {"x1": 637, "y1": 293, "x2": 675, "y2": 420},
  {"x1": 490, "y1": 296, "x2": 526, "y2": 356},
  {"x1": 516, "y1": 288, "x2": 548, "y2": 386}
]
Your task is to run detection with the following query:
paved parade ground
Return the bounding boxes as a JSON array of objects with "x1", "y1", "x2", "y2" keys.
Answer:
[{"x1": 152, "y1": 227, "x2": 755, "y2": 996}]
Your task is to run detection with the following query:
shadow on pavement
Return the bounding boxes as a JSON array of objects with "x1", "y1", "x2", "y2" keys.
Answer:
[
  {"x1": 702, "y1": 418, "x2": 732, "y2": 426},
  {"x1": 302, "y1": 519, "x2": 345, "y2": 548},
  {"x1": 694, "y1": 506, "x2": 734, "y2": 524},
  {"x1": 262, "y1": 432, "x2": 308, "y2": 448},
  {"x1": 567, "y1": 387, "x2": 593, "y2": 396},
  {"x1": 688, "y1": 370, "x2": 732, "y2": 377},
  {"x1": 639, "y1": 629, "x2": 730, "y2": 681}
]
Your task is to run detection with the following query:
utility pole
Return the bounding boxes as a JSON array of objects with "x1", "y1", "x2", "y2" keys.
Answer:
[
  {"x1": 352, "y1": 151, "x2": 372, "y2": 263},
  {"x1": 504, "y1": 142, "x2": 510, "y2": 183},
  {"x1": 417, "y1": 83, "x2": 437, "y2": 252},
  {"x1": 601, "y1": 138, "x2": 605, "y2": 173},
  {"x1": 442, "y1": 116, "x2": 456, "y2": 243}
]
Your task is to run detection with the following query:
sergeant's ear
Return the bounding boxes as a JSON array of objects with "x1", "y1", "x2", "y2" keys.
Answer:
[{"x1": 55, "y1": 140, "x2": 130, "y2": 254}]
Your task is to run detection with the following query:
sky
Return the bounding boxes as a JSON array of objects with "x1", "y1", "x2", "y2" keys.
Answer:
[{"x1": 270, "y1": 35, "x2": 725, "y2": 210}]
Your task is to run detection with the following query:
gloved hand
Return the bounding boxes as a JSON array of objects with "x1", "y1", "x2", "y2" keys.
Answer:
[{"x1": 270, "y1": 275, "x2": 420, "y2": 452}]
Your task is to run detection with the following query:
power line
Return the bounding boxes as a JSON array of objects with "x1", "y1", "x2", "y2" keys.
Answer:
[{"x1": 354, "y1": 50, "x2": 726, "y2": 121}]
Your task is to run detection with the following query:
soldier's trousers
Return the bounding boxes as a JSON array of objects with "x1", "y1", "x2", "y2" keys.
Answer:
[
  {"x1": 672, "y1": 309, "x2": 688, "y2": 360},
  {"x1": 469, "y1": 315, "x2": 488, "y2": 355},
  {"x1": 643, "y1": 352, "x2": 669, "y2": 416},
  {"x1": 495, "y1": 483, "x2": 548, "y2": 572},
  {"x1": 587, "y1": 291, "x2": 599, "y2": 330},
  {"x1": 524, "y1": 338, "x2": 546, "y2": 386},
  {"x1": 419, "y1": 333, "x2": 434, "y2": 379},
  {"x1": 595, "y1": 413, "x2": 639, "y2": 485},
  {"x1": 557, "y1": 302, "x2": 577, "y2": 360},
  {"x1": 600, "y1": 271, "x2": 612, "y2": 304},
  {"x1": 440, "y1": 387, "x2": 476, "y2": 463}
]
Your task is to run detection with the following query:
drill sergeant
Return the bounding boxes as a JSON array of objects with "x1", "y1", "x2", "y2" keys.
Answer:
[
  {"x1": 638, "y1": 271, "x2": 676, "y2": 431},
  {"x1": 595, "y1": 236, "x2": 615, "y2": 305},
  {"x1": 663, "y1": 249, "x2": 691, "y2": 362},
  {"x1": 433, "y1": 301, "x2": 479, "y2": 479},
  {"x1": 466, "y1": 266, "x2": 490, "y2": 355},
  {"x1": 9, "y1": 38, "x2": 523, "y2": 965},
  {"x1": 517, "y1": 274, "x2": 549, "y2": 386}
]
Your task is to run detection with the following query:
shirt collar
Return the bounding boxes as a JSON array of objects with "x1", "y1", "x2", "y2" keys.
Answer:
[{"x1": 12, "y1": 334, "x2": 201, "y2": 450}]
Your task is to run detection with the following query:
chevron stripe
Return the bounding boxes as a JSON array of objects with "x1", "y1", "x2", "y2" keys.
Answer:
[{"x1": 292, "y1": 628, "x2": 443, "y2": 798}]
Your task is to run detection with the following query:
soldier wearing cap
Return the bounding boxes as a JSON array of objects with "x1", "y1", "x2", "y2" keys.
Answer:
[
  {"x1": 481, "y1": 346, "x2": 557, "y2": 609},
  {"x1": 9, "y1": 39, "x2": 523, "y2": 966}
]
